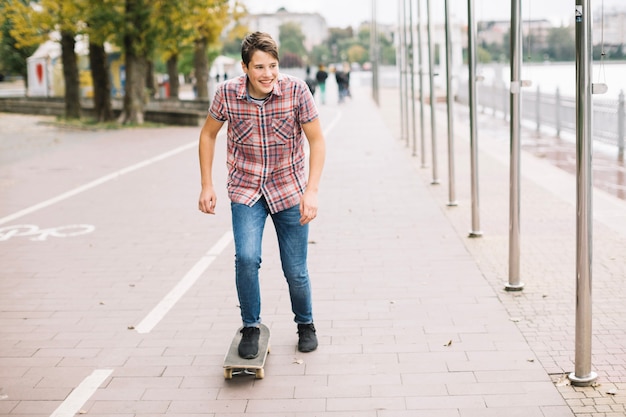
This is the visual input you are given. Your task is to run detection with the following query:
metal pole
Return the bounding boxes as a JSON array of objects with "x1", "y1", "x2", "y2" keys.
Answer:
[
  {"x1": 402, "y1": 0, "x2": 412, "y2": 148},
  {"x1": 618, "y1": 90, "x2": 625, "y2": 162},
  {"x1": 568, "y1": 0, "x2": 597, "y2": 387},
  {"x1": 398, "y1": 0, "x2": 408, "y2": 145},
  {"x1": 506, "y1": 0, "x2": 524, "y2": 291},
  {"x1": 371, "y1": 0, "x2": 379, "y2": 106},
  {"x1": 535, "y1": 85, "x2": 541, "y2": 134},
  {"x1": 556, "y1": 87, "x2": 562, "y2": 138},
  {"x1": 467, "y1": 0, "x2": 482, "y2": 237},
  {"x1": 426, "y1": 0, "x2": 439, "y2": 184},
  {"x1": 416, "y1": 0, "x2": 427, "y2": 167},
  {"x1": 408, "y1": 0, "x2": 418, "y2": 156},
  {"x1": 444, "y1": 0, "x2": 457, "y2": 206}
]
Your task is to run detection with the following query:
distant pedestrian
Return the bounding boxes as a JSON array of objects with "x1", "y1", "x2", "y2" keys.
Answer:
[
  {"x1": 315, "y1": 65, "x2": 328, "y2": 104},
  {"x1": 305, "y1": 77, "x2": 317, "y2": 95},
  {"x1": 342, "y1": 62, "x2": 352, "y2": 99},
  {"x1": 335, "y1": 67, "x2": 348, "y2": 104}
]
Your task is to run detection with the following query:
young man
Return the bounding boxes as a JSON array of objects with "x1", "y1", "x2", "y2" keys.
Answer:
[{"x1": 198, "y1": 32, "x2": 325, "y2": 358}]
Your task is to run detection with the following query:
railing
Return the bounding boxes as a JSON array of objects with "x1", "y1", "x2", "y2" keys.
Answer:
[{"x1": 456, "y1": 80, "x2": 626, "y2": 161}]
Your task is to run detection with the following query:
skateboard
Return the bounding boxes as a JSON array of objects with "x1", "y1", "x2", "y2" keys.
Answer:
[{"x1": 223, "y1": 324, "x2": 270, "y2": 379}]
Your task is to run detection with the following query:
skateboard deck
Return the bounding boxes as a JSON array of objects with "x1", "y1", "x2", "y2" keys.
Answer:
[{"x1": 223, "y1": 324, "x2": 270, "y2": 379}]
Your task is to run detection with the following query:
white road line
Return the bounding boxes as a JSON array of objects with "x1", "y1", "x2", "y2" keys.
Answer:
[
  {"x1": 323, "y1": 110, "x2": 342, "y2": 136},
  {"x1": 0, "y1": 140, "x2": 198, "y2": 226},
  {"x1": 1, "y1": 112, "x2": 340, "y2": 228},
  {"x1": 49, "y1": 369, "x2": 113, "y2": 417},
  {"x1": 134, "y1": 230, "x2": 233, "y2": 334}
]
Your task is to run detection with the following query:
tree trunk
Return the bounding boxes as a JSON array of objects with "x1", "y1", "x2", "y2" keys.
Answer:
[
  {"x1": 146, "y1": 60, "x2": 156, "y2": 99},
  {"x1": 88, "y1": 42, "x2": 114, "y2": 122},
  {"x1": 120, "y1": 49, "x2": 148, "y2": 124},
  {"x1": 60, "y1": 30, "x2": 81, "y2": 119},
  {"x1": 119, "y1": 0, "x2": 152, "y2": 124},
  {"x1": 194, "y1": 37, "x2": 209, "y2": 100},
  {"x1": 166, "y1": 55, "x2": 179, "y2": 100}
]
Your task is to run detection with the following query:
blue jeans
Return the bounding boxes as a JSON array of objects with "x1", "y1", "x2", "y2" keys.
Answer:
[{"x1": 231, "y1": 197, "x2": 313, "y2": 327}]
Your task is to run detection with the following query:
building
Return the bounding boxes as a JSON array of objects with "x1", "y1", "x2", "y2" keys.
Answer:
[
  {"x1": 595, "y1": 11, "x2": 626, "y2": 47},
  {"x1": 478, "y1": 19, "x2": 553, "y2": 51},
  {"x1": 244, "y1": 8, "x2": 328, "y2": 51},
  {"x1": 26, "y1": 36, "x2": 123, "y2": 98}
]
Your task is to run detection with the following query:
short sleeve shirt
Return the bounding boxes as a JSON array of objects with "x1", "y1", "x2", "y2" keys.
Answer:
[{"x1": 209, "y1": 73, "x2": 319, "y2": 214}]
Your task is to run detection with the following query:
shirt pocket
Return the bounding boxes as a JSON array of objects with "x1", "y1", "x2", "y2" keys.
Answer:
[
  {"x1": 231, "y1": 119, "x2": 255, "y2": 145},
  {"x1": 272, "y1": 117, "x2": 296, "y2": 145}
]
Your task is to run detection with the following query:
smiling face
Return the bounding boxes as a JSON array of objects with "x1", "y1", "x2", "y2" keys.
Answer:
[{"x1": 242, "y1": 50, "x2": 279, "y2": 99}]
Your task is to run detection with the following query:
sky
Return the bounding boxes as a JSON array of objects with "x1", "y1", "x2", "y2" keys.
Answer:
[{"x1": 241, "y1": 0, "x2": 625, "y2": 28}]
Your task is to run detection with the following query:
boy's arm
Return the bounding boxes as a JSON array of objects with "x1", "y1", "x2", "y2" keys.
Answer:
[
  {"x1": 300, "y1": 118, "x2": 326, "y2": 225},
  {"x1": 198, "y1": 115, "x2": 224, "y2": 214}
]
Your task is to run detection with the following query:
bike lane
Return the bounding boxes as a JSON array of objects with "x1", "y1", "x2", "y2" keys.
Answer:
[
  {"x1": 0, "y1": 116, "x2": 237, "y2": 416},
  {"x1": 0, "y1": 104, "x2": 342, "y2": 416}
]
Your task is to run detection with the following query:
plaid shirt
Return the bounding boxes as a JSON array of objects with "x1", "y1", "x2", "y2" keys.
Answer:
[{"x1": 209, "y1": 73, "x2": 319, "y2": 214}]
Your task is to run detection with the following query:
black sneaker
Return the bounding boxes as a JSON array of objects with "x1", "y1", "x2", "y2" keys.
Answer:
[
  {"x1": 238, "y1": 327, "x2": 260, "y2": 359},
  {"x1": 297, "y1": 323, "x2": 318, "y2": 352}
]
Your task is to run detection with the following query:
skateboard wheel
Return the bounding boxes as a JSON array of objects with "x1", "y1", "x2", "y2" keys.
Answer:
[
  {"x1": 224, "y1": 369, "x2": 233, "y2": 379},
  {"x1": 255, "y1": 369, "x2": 264, "y2": 379}
]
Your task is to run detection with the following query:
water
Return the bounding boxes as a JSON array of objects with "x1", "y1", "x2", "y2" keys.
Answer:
[{"x1": 477, "y1": 60, "x2": 626, "y2": 99}]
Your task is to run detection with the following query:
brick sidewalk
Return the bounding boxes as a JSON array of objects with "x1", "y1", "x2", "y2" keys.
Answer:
[
  {"x1": 377, "y1": 86, "x2": 626, "y2": 416},
  {"x1": 0, "y1": 78, "x2": 610, "y2": 416}
]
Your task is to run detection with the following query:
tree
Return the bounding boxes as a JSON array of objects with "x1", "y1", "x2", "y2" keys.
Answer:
[
  {"x1": 279, "y1": 22, "x2": 307, "y2": 65},
  {"x1": 83, "y1": 0, "x2": 120, "y2": 122},
  {"x1": 35, "y1": 0, "x2": 84, "y2": 119},
  {"x1": 118, "y1": 0, "x2": 157, "y2": 124},
  {"x1": 545, "y1": 26, "x2": 575, "y2": 61},
  {"x1": 59, "y1": 29, "x2": 81, "y2": 119},
  {"x1": 309, "y1": 43, "x2": 331, "y2": 66},
  {"x1": 186, "y1": 0, "x2": 230, "y2": 100},
  {"x1": 347, "y1": 44, "x2": 367, "y2": 64},
  {"x1": 153, "y1": 0, "x2": 194, "y2": 100},
  {"x1": 0, "y1": 1, "x2": 40, "y2": 83},
  {"x1": 221, "y1": 3, "x2": 250, "y2": 58},
  {"x1": 326, "y1": 27, "x2": 354, "y2": 62}
]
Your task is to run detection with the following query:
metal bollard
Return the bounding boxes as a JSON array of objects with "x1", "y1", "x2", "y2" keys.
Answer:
[
  {"x1": 555, "y1": 87, "x2": 562, "y2": 139},
  {"x1": 569, "y1": 0, "x2": 597, "y2": 387},
  {"x1": 619, "y1": 90, "x2": 624, "y2": 162},
  {"x1": 535, "y1": 85, "x2": 541, "y2": 134}
]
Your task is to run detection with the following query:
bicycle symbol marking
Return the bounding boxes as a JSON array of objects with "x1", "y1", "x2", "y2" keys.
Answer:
[{"x1": 0, "y1": 224, "x2": 95, "y2": 241}]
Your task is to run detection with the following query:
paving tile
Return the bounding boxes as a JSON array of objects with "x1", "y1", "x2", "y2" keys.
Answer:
[{"x1": 0, "y1": 79, "x2": 587, "y2": 416}]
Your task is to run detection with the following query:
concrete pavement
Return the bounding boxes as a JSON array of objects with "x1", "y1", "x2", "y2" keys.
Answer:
[{"x1": 0, "y1": 77, "x2": 624, "y2": 416}]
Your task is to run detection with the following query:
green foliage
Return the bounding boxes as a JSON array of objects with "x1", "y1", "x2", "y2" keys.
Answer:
[
  {"x1": 309, "y1": 44, "x2": 331, "y2": 65},
  {"x1": 279, "y1": 22, "x2": 307, "y2": 63},
  {"x1": 477, "y1": 24, "x2": 579, "y2": 63},
  {"x1": 317, "y1": 25, "x2": 395, "y2": 66},
  {"x1": 0, "y1": 1, "x2": 39, "y2": 76},
  {"x1": 546, "y1": 26, "x2": 575, "y2": 61}
]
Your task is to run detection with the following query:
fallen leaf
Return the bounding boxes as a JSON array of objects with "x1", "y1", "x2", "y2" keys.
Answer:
[
  {"x1": 293, "y1": 359, "x2": 304, "y2": 365},
  {"x1": 444, "y1": 340, "x2": 452, "y2": 347},
  {"x1": 555, "y1": 374, "x2": 570, "y2": 387},
  {"x1": 127, "y1": 325, "x2": 135, "y2": 330},
  {"x1": 607, "y1": 388, "x2": 617, "y2": 395}
]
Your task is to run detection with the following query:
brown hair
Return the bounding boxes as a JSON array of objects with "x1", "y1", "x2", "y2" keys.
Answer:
[{"x1": 241, "y1": 32, "x2": 279, "y2": 67}]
